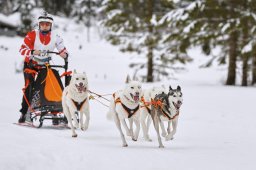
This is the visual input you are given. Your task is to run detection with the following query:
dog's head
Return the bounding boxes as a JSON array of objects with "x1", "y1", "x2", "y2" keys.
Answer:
[
  {"x1": 150, "y1": 85, "x2": 166, "y2": 99},
  {"x1": 123, "y1": 75, "x2": 142, "y2": 103},
  {"x1": 168, "y1": 85, "x2": 183, "y2": 110},
  {"x1": 70, "y1": 70, "x2": 88, "y2": 93}
]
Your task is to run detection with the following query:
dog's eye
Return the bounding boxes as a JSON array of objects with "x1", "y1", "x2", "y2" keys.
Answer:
[
  {"x1": 138, "y1": 86, "x2": 141, "y2": 89},
  {"x1": 82, "y1": 78, "x2": 85, "y2": 80},
  {"x1": 76, "y1": 78, "x2": 79, "y2": 80},
  {"x1": 173, "y1": 95, "x2": 176, "y2": 97},
  {"x1": 131, "y1": 87, "x2": 134, "y2": 89}
]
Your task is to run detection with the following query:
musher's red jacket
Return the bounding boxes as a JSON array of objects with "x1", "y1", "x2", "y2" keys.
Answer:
[{"x1": 19, "y1": 29, "x2": 67, "y2": 63}]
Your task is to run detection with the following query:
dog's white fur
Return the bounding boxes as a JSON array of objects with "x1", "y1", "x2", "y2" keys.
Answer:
[
  {"x1": 151, "y1": 86, "x2": 183, "y2": 148},
  {"x1": 62, "y1": 70, "x2": 90, "y2": 137},
  {"x1": 107, "y1": 75, "x2": 142, "y2": 147},
  {"x1": 140, "y1": 86, "x2": 167, "y2": 141}
]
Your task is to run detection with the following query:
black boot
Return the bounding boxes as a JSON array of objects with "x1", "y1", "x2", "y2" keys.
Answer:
[{"x1": 18, "y1": 114, "x2": 26, "y2": 123}]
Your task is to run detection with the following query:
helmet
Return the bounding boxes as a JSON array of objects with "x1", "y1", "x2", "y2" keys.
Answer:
[{"x1": 38, "y1": 11, "x2": 53, "y2": 24}]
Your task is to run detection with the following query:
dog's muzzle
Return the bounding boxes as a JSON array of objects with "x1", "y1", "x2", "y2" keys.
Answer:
[
  {"x1": 173, "y1": 101, "x2": 182, "y2": 110},
  {"x1": 130, "y1": 92, "x2": 140, "y2": 103},
  {"x1": 75, "y1": 83, "x2": 86, "y2": 93}
]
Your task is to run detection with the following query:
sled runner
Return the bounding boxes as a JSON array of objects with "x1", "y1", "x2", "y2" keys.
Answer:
[{"x1": 24, "y1": 51, "x2": 71, "y2": 128}]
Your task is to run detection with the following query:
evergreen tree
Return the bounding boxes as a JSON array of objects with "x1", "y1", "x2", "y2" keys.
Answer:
[
  {"x1": 102, "y1": 0, "x2": 176, "y2": 82},
  {"x1": 40, "y1": 0, "x2": 75, "y2": 16},
  {"x1": 17, "y1": 0, "x2": 34, "y2": 36},
  {"x1": 163, "y1": 0, "x2": 256, "y2": 86},
  {"x1": 0, "y1": 0, "x2": 14, "y2": 15}
]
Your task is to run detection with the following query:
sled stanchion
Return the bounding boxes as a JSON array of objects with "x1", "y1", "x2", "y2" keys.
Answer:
[{"x1": 64, "y1": 56, "x2": 69, "y2": 87}]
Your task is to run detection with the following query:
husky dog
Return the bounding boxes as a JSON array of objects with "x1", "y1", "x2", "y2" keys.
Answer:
[
  {"x1": 140, "y1": 86, "x2": 167, "y2": 141},
  {"x1": 151, "y1": 86, "x2": 183, "y2": 148},
  {"x1": 107, "y1": 75, "x2": 142, "y2": 147},
  {"x1": 62, "y1": 70, "x2": 90, "y2": 137}
]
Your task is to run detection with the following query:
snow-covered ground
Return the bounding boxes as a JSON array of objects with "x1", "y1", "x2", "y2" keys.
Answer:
[{"x1": 0, "y1": 16, "x2": 256, "y2": 170}]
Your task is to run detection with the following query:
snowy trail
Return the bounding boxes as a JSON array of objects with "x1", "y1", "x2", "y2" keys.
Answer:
[{"x1": 0, "y1": 29, "x2": 256, "y2": 170}]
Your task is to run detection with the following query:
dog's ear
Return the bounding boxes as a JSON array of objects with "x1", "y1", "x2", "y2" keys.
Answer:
[
  {"x1": 126, "y1": 75, "x2": 131, "y2": 84},
  {"x1": 169, "y1": 85, "x2": 173, "y2": 91},
  {"x1": 73, "y1": 69, "x2": 77, "y2": 74},
  {"x1": 177, "y1": 85, "x2": 181, "y2": 91}
]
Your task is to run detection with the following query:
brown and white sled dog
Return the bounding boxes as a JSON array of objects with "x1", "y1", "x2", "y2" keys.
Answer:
[
  {"x1": 62, "y1": 70, "x2": 90, "y2": 137},
  {"x1": 151, "y1": 86, "x2": 183, "y2": 148},
  {"x1": 140, "y1": 86, "x2": 167, "y2": 141},
  {"x1": 107, "y1": 75, "x2": 142, "y2": 147}
]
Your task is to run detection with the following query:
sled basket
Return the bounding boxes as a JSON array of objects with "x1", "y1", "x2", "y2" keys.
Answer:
[{"x1": 31, "y1": 67, "x2": 63, "y2": 113}]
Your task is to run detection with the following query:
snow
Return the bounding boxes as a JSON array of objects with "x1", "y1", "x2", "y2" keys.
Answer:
[
  {"x1": 242, "y1": 41, "x2": 252, "y2": 54},
  {"x1": 0, "y1": 13, "x2": 20, "y2": 27},
  {"x1": 221, "y1": 23, "x2": 230, "y2": 33},
  {"x1": 0, "y1": 16, "x2": 256, "y2": 170}
]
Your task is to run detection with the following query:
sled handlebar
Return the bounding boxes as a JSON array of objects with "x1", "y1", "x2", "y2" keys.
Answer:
[{"x1": 32, "y1": 51, "x2": 68, "y2": 69}]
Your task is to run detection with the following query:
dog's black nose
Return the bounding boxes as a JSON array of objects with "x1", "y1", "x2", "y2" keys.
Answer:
[
  {"x1": 135, "y1": 92, "x2": 139, "y2": 96},
  {"x1": 177, "y1": 100, "x2": 182, "y2": 105},
  {"x1": 79, "y1": 82, "x2": 83, "y2": 86}
]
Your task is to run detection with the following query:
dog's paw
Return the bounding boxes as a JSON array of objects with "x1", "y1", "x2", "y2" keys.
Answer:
[
  {"x1": 72, "y1": 134, "x2": 78, "y2": 138},
  {"x1": 81, "y1": 126, "x2": 88, "y2": 131},
  {"x1": 159, "y1": 145, "x2": 165, "y2": 148},
  {"x1": 122, "y1": 144, "x2": 128, "y2": 147},
  {"x1": 143, "y1": 135, "x2": 152, "y2": 142},
  {"x1": 165, "y1": 134, "x2": 174, "y2": 141},
  {"x1": 132, "y1": 138, "x2": 137, "y2": 141},
  {"x1": 144, "y1": 138, "x2": 152, "y2": 142}
]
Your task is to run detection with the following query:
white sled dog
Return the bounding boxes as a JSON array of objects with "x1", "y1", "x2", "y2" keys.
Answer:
[
  {"x1": 140, "y1": 86, "x2": 167, "y2": 141},
  {"x1": 107, "y1": 75, "x2": 142, "y2": 147},
  {"x1": 62, "y1": 70, "x2": 90, "y2": 137},
  {"x1": 151, "y1": 86, "x2": 183, "y2": 148}
]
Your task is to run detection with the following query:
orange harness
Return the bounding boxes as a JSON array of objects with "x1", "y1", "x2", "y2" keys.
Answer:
[
  {"x1": 113, "y1": 93, "x2": 140, "y2": 118},
  {"x1": 141, "y1": 97, "x2": 179, "y2": 120}
]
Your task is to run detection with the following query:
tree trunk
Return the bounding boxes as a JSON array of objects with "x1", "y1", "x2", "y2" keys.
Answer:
[
  {"x1": 147, "y1": 49, "x2": 153, "y2": 82},
  {"x1": 146, "y1": 0, "x2": 154, "y2": 82},
  {"x1": 242, "y1": 55, "x2": 249, "y2": 86},
  {"x1": 252, "y1": 46, "x2": 256, "y2": 85},
  {"x1": 241, "y1": 18, "x2": 248, "y2": 86},
  {"x1": 87, "y1": 26, "x2": 90, "y2": 42},
  {"x1": 226, "y1": 31, "x2": 238, "y2": 85}
]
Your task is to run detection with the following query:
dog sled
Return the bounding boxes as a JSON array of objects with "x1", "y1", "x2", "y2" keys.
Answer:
[{"x1": 21, "y1": 51, "x2": 71, "y2": 128}]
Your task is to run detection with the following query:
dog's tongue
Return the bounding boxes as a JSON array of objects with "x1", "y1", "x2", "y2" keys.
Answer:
[
  {"x1": 76, "y1": 85, "x2": 86, "y2": 93},
  {"x1": 133, "y1": 95, "x2": 139, "y2": 102}
]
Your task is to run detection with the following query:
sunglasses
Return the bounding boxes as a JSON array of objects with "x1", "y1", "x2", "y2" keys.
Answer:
[{"x1": 39, "y1": 22, "x2": 51, "y2": 26}]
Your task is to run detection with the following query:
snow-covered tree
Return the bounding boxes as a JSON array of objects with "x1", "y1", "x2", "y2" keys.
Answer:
[
  {"x1": 17, "y1": 0, "x2": 34, "y2": 36},
  {"x1": 163, "y1": 0, "x2": 256, "y2": 86},
  {"x1": 102, "y1": 0, "x2": 179, "y2": 82}
]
